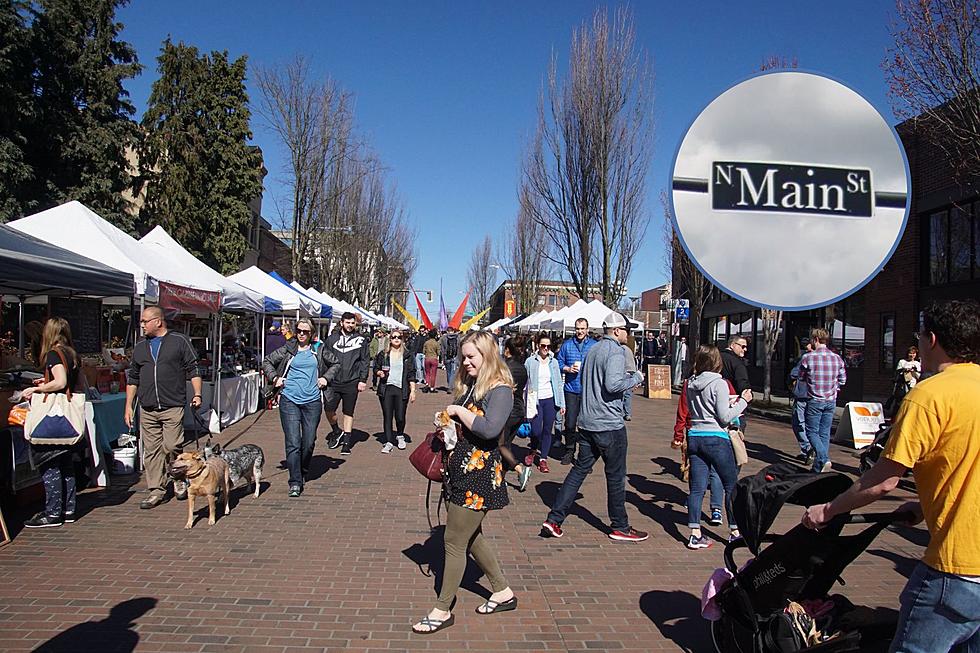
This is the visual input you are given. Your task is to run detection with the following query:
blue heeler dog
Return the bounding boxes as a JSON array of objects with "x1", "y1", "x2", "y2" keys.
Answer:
[{"x1": 205, "y1": 443, "x2": 265, "y2": 498}]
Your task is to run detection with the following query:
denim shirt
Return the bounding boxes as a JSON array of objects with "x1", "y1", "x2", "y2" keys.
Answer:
[{"x1": 525, "y1": 353, "x2": 566, "y2": 409}]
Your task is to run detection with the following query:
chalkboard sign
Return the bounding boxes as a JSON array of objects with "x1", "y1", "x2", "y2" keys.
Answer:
[
  {"x1": 49, "y1": 297, "x2": 102, "y2": 353},
  {"x1": 646, "y1": 364, "x2": 672, "y2": 400}
]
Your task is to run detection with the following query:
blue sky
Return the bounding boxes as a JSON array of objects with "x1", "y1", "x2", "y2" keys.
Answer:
[{"x1": 117, "y1": 1, "x2": 904, "y2": 312}]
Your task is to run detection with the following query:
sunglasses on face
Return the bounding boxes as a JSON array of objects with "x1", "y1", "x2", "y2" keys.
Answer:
[
  {"x1": 296, "y1": 329, "x2": 312, "y2": 334},
  {"x1": 539, "y1": 343, "x2": 551, "y2": 349},
  {"x1": 390, "y1": 335, "x2": 402, "y2": 340}
]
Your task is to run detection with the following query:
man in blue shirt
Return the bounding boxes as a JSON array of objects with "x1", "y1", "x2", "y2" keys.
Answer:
[{"x1": 556, "y1": 318, "x2": 597, "y2": 465}]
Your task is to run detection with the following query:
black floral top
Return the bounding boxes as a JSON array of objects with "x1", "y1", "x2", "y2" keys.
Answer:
[{"x1": 446, "y1": 385, "x2": 514, "y2": 511}]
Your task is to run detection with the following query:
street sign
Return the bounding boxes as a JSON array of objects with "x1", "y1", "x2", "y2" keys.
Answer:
[
  {"x1": 676, "y1": 306, "x2": 690, "y2": 322},
  {"x1": 676, "y1": 299, "x2": 690, "y2": 308}
]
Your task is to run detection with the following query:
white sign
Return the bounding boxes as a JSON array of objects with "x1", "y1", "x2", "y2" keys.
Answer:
[{"x1": 833, "y1": 402, "x2": 885, "y2": 449}]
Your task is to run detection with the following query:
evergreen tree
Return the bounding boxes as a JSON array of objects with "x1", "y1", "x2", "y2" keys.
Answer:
[
  {"x1": 138, "y1": 41, "x2": 262, "y2": 274},
  {"x1": 26, "y1": 0, "x2": 141, "y2": 229},
  {"x1": 0, "y1": 0, "x2": 34, "y2": 221}
]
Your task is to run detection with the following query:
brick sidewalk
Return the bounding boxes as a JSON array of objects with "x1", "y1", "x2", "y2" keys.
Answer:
[{"x1": 0, "y1": 387, "x2": 925, "y2": 652}]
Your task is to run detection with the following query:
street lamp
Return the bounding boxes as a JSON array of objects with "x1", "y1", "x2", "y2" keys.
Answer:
[{"x1": 629, "y1": 296, "x2": 640, "y2": 320}]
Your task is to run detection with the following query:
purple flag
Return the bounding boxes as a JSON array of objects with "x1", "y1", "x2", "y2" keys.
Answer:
[{"x1": 438, "y1": 280, "x2": 448, "y2": 330}]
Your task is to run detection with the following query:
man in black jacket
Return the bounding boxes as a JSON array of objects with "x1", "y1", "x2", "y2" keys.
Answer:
[
  {"x1": 323, "y1": 312, "x2": 371, "y2": 455},
  {"x1": 125, "y1": 306, "x2": 202, "y2": 510},
  {"x1": 721, "y1": 335, "x2": 751, "y2": 431}
]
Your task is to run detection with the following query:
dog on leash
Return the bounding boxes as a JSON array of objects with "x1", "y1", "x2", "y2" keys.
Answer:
[
  {"x1": 205, "y1": 443, "x2": 265, "y2": 498},
  {"x1": 169, "y1": 452, "x2": 230, "y2": 529}
]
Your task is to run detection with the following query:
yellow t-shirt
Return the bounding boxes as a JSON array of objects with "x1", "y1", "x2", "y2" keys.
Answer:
[{"x1": 883, "y1": 363, "x2": 980, "y2": 575}]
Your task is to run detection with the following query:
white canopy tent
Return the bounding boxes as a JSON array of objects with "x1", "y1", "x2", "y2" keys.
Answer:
[
  {"x1": 228, "y1": 267, "x2": 321, "y2": 316},
  {"x1": 541, "y1": 300, "x2": 590, "y2": 331},
  {"x1": 572, "y1": 300, "x2": 618, "y2": 329},
  {"x1": 9, "y1": 201, "x2": 222, "y2": 300},
  {"x1": 140, "y1": 226, "x2": 265, "y2": 313},
  {"x1": 485, "y1": 317, "x2": 512, "y2": 331}
]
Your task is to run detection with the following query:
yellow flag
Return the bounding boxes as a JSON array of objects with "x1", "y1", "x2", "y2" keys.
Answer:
[
  {"x1": 391, "y1": 299, "x2": 421, "y2": 330},
  {"x1": 460, "y1": 307, "x2": 491, "y2": 332}
]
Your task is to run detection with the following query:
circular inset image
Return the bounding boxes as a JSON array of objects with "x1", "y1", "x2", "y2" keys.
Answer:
[{"x1": 670, "y1": 71, "x2": 910, "y2": 310}]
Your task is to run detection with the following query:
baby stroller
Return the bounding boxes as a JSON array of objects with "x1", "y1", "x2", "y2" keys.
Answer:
[{"x1": 708, "y1": 463, "x2": 913, "y2": 652}]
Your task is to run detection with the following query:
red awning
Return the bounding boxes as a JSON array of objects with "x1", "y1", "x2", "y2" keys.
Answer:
[{"x1": 158, "y1": 281, "x2": 221, "y2": 314}]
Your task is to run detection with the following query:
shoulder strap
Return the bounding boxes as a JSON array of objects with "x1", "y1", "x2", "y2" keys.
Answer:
[{"x1": 50, "y1": 347, "x2": 73, "y2": 401}]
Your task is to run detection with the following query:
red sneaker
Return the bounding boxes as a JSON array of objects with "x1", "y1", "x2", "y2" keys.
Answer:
[
  {"x1": 538, "y1": 459, "x2": 550, "y2": 473},
  {"x1": 524, "y1": 451, "x2": 539, "y2": 467},
  {"x1": 608, "y1": 527, "x2": 649, "y2": 542},
  {"x1": 541, "y1": 521, "x2": 563, "y2": 538}
]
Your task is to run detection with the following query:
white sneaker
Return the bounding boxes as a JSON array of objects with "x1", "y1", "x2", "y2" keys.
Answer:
[
  {"x1": 381, "y1": 443, "x2": 394, "y2": 454},
  {"x1": 821, "y1": 461, "x2": 833, "y2": 473},
  {"x1": 396, "y1": 435, "x2": 406, "y2": 450}
]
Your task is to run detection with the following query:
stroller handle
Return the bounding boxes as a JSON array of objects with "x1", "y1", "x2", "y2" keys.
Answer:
[{"x1": 844, "y1": 511, "x2": 917, "y2": 525}]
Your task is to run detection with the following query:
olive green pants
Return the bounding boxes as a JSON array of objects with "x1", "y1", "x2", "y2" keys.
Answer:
[{"x1": 436, "y1": 502, "x2": 508, "y2": 611}]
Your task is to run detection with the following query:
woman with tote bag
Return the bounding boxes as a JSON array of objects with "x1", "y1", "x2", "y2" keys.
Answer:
[{"x1": 21, "y1": 318, "x2": 86, "y2": 528}]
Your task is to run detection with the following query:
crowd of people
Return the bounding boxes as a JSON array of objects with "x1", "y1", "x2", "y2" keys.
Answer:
[{"x1": 11, "y1": 297, "x2": 980, "y2": 652}]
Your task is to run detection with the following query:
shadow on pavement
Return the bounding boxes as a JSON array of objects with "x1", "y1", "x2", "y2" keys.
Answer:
[
  {"x1": 534, "y1": 481, "x2": 607, "y2": 535},
  {"x1": 867, "y1": 548, "x2": 918, "y2": 579},
  {"x1": 304, "y1": 455, "x2": 345, "y2": 482},
  {"x1": 32, "y1": 597, "x2": 157, "y2": 653},
  {"x1": 639, "y1": 589, "x2": 710, "y2": 653},
  {"x1": 401, "y1": 525, "x2": 491, "y2": 602},
  {"x1": 650, "y1": 455, "x2": 683, "y2": 480}
]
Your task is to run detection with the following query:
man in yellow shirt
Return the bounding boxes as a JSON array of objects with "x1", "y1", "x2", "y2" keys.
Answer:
[{"x1": 801, "y1": 300, "x2": 980, "y2": 653}]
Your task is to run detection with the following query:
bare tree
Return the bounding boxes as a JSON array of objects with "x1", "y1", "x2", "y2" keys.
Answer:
[
  {"x1": 466, "y1": 235, "x2": 495, "y2": 317},
  {"x1": 256, "y1": 57, "x2": 417, "y2": 305},
  {"x1": 523, "y1": 7, "x2": 653, "y2": 306},
  {"x1": 884, "y1": 0, "x2": 980, "y2": 178},
  {"x1": 498, "y1": 181, "x2": 551, "y2": 314}
]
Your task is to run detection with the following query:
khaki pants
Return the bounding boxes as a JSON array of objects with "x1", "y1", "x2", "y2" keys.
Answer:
[
  {"x1": 435, "y1": 502, "x2": 507, "y2": 611},
  {"x1": 140, "y1": 406, "x2": 185, "y2": 495}
]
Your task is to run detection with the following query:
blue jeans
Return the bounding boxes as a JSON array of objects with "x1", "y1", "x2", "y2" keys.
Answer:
[
  {"x1": 708, "y1": 468, "x2": 723, "y2": 512},
  {"x1": 792, "y1": 398, "x2": 810, "y2": 455},
  {"x1": 445, "y1": 359, "x2": 457, "y2": 389},
  {"x1": 547, "y1": 427, "x2": 629, "y2": 532},
  {"x1": 530, "y1": 397, "x2": 558, "y2": 459},
  {"x1": 279, "y1": 396, "x2": 321, "y2": 487},
  {"x1": 414, "y1": 353, "x2": 425, "y2": 383},
  {"x1": 623, "y1": 389, "x2": 633, "y2": 419},
  {"x1": 804, "y1": 399, "x2": 836, "y2": 472},
  {"x1": 890, "y1": 561, "x2": 980, "y2": 653},
  {"x1": 686, "y1": 435, "x2": 738, "y2": 529}
]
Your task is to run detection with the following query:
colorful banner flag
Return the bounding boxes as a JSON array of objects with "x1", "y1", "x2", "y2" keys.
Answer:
[
  {"x1": 438, "y1": 281, "x2": 448, "y2": 331},
  {"x1": 449, "y1": 291, "x2": 470, "y2": 329},
  {"x1": 413, "y1": 291, "x2": 433, "y2": 330},
  {"x1": 391, "y1": 299, "x2": 421, "y2": 330},
  {"x1": 459, "y1": 306, "x2": 490, "y2": 332}
]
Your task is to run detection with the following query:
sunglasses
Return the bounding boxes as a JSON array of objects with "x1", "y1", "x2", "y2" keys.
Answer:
[
  {"x1": 539, "y1": 343, "x2": 551, "y2": 349},
  {"x1": 139, "y1": 318, "x2": 160, "y2": 325},
  {"x1": 390, "y1": 335, "x2": 402, "y2": 340},
  {"x1": 296, "y1": 329, "x2": 312, "y2": 334}
]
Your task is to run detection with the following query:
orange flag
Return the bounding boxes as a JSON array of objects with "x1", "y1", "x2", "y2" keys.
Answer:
[{"x1": 449, "y1": 291, "x2": 470, "y2": 329}]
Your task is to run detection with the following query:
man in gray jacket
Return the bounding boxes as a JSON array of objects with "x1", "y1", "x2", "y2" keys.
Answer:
[{"x1": 542, "y1": 312, "x2": 648, "y2": 542}]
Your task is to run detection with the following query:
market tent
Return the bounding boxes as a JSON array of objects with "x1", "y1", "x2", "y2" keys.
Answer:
[
  {"x1": 574, "y1": 300, "x2": 618, "y2": 328},
  {"x1": 511, "y1": 309, "x2": 549, "y2": 329},
  {"x1": 541, "y1": 300, "x2": 589, "y2": 331},
  {"x1": 268, "y1": 272, "x2": 332, "y2": 318},
  {"x1": 228, "y1": 267, "x2": 320, "y2": 315},
  {"x1": 293, "y1": 284, "x2": 350, "y2": 318},
  {"x1": 140, "y1": 226, "x2": 266, "y2": 313},
  {"x1": 8, "y1": 201, "x2": 222, "y2": 300},
  {"x1": 0, "y1": 224, "x2": 135, "y2": 297}
]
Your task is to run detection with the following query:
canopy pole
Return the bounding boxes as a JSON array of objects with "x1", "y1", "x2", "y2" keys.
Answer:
[
  {"x1": 17, "y1": 296, "x2": 25, "y2": 359},
  {"x1": 214, "y1": 313, "x2": 222, "y2": 434},
  {"x1": 260, "y1": 313, "x2": 266, "y2": 363}
]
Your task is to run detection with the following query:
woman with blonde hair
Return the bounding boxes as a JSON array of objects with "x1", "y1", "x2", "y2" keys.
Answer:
[
  {"x1": 412, "y1": 330, "x2": 518, "y2": 635},
  {"x1": 684, "y1": 344, "x2": 752, "y2": 550},
  {"x1": 373, "y1": 327, "x2": 417, "y2": 453},
  {"x1": 22, "y1": 318, "x2": 83, "y2": 528}
]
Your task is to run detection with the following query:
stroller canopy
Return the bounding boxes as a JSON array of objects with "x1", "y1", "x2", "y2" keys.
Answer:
[{"x1": 734, "y1": 463, "x2": 853, "y2": 555}]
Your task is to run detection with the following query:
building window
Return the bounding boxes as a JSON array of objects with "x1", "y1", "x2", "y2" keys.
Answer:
[
  {"x1": 537, "y1": 295, "x2": 546, "y2": 306},
  {"x1": 880, "y1": 313, "x2": 895, "y2": 373},
  {"x1": 548, "y1": 294, "x2": 558, "y2": 306},
  {"x1": 929, "y1": 210, "x2": 949, "y2": 285},
  {"x1": 950, "y1": 206, "x2": 972, "y2": 282}
]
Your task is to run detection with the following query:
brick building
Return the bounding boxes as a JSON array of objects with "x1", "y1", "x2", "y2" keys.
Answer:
[
  {"x1": 486, "y1": 279, "x2": 606, "y2": 323},
  {"x1": 673, "y1": 115, "x2": 980, "y2": 404}
]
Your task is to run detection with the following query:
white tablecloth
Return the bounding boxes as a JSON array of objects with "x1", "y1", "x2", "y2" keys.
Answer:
[{"x1": 185, "y1": 372, "x2": 262, "y2": 430}]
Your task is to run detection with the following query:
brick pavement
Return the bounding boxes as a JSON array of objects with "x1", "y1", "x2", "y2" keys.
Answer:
[{"x1": 0, "y1": 386, "x2": 925, "y2": 652}]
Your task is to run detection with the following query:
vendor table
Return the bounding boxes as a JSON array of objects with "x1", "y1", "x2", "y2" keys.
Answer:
[
  {"x1": 87, "y1": 392, "x2": 128, "y2": 455},
  {"x1": 183, "y1": 371, "x2": 262, "y2": 431}
]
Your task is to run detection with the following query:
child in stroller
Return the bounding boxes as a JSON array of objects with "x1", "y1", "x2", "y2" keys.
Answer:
[{"x1": 706, "y1": 463, "x2": 914, "y2": 652}]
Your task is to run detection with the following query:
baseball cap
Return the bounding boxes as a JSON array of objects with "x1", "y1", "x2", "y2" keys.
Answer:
[{"x1": 603, "y1": 312, "x2": 627, "y2": 329}]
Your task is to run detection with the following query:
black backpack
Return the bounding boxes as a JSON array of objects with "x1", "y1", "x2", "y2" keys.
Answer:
[{"x1": 445, "y1": 334, "x2": 458, "y2": 360}]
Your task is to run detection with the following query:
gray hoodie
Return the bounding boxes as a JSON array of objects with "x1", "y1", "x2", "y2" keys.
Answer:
[{"x1": 685, "y1": 371, "x2": 748, "y2": 434}]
